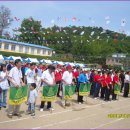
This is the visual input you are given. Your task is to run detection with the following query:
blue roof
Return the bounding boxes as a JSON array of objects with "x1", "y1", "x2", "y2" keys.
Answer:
[{"x1": 0, "y1": 38, "x2": 53, "y2": 50}]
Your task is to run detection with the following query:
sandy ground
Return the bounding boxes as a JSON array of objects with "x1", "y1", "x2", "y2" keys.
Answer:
[{"x1": 0, "y1": 89, "x2": 130, "y2": 129}]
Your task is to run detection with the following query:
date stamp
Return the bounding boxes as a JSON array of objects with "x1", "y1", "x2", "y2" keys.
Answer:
[{"x1": 108, "y1": 114, "x2": 130, "y2": 118}]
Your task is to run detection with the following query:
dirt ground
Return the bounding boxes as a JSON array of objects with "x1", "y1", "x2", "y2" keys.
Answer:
[{"x1": 0, "y1": 90, "x2": 130, "y2": 129}]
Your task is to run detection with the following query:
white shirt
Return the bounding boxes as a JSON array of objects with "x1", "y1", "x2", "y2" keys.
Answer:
[
  {"x1": 62, "y1": 71, "x2": 73, "y2": 85},
  {"x1": 41, "y1": 69, "x2": 55, "y2": 86},
  {"x1": 9, "y1": 67, "x2": 22, "y2": 87},
  {"x1": 25, "y1": 69, "x2": 35, "y2": 84},
  {"x1": 125, "y1": 74, "x2": 130, "y2": 83},
  {"x1": 28, "y1": 89, "x2": 38, "y2": 103},
  {"x1": 0, "y1": 71, "x2": 9, "y2": 90}
]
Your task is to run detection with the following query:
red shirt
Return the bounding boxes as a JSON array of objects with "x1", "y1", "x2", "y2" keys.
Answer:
[
  {"x1": 101, "y1": 75, "x2": 107, "y2": 87},
  {"x1": 74, "y1": 71, "x2": 80, "y2": 79},
  {"x1": 55, "y1": 70, "x2": 62, "y2": 82},
  {"x1": 106, "y1": 76, "x2": 112, "y2": 85},
  {"x1": 113, "y1": 74, "x2": 119, "y2": 87},
  {"x1": 94, "y1": 74, "x2": 101, "y2": 83}
]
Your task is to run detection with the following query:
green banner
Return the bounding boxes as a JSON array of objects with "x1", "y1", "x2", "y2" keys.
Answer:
[
  {"x1": 42, "y1": 85, "x2": 58, "y2": 101},
  {"x1": 64, "y1": 85, "x2": 76, "y2": 100},
  {"x1": 9, "y1": 86, "x2": 28, "y2": 105},
  {"x1": 114, "y1": 84, "x2": 120, "y2": 95},
  {"x1": 79, "y1": 83, "x2": 91, "y2": 96}
]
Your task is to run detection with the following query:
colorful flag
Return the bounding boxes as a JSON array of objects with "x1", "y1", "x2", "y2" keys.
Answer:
[
  {"x1": 114, "y1": 84, "x2": 120, "y2": 95},
  {"x1": 64, "y1": 85, "x2": 76, "y2": 100},
  {"x1": 42, "y1": 85, "x2": 58, "y2": 101},
  {"x1": 79, "y1": 83, "x2": 91, "y2": 96},
  {"x1": 9, "y1": 86, "x2": 28, "y2": 105}
]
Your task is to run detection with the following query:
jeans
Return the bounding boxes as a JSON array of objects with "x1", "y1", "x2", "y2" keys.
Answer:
[
  {"x1": 28, "y1": 103, "x2": 35, "y2": 113},
  {"x1": 0, "y1": 89, "x2": 8, "y2": 107},
  {"x1": 94, "y1": 83, "x2": 101, "y2": 97}
]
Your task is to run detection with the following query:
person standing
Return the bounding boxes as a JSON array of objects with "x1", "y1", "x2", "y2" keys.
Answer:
[
  {"x1": 119, "y1": 70, "x2": 125, "y2": 93},
  {"x1": 123, "y1": 71, "x2": 130, "y2": 97},
  {"x1": 55, "y1": 64, "x2": 62, "y2": 97},
  {"x1": 40, "y1": 65, "x2": 56, "y2": 111},
  {"x1": 8, "y1": 59, "x2": 25, "y2": 118},
  {"x1": 78, "y1": 69, "x2": 88, "y2": 104},
  {"x1": 0, "y1": 64, "x2": 9, "y2": 109},
  {"x1": 62, "y1": 65, "x2": 74, "y2": 106},
  {"x1": 24, "y1": 63, "x2": 36, "y2": 90},
  {"x1": 105, "y1": 72, "x2": 112, "y2": 101},
  {"x1": 112, "y1": 71, "x2": 120, "y2": 100}
]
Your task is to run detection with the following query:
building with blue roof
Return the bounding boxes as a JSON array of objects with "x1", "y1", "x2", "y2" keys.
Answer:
[{"x1": 0, "y1": 38, "x2": 54, "y2": 56}]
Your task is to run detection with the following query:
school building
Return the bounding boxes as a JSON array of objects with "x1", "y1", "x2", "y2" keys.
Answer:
[{"x1": 0, "y1": 38, "x2": 53, "y2": 56}]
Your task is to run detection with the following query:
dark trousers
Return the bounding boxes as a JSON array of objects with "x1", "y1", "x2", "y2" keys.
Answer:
[
  {"x1": 77, "y1": 87, "x2": 83, "y2": 103},
  {"x1": 120, "y1": 81, "x2": 124, "y2": 92},
  {"x1": 90, "y1": 82, "x2": 95, "y2": 96},
  {"x1": 56, "y1": 81, "x2": 62, "y2": 96},
  {"x1": 112, "y1": 88, "x2": 117, "y2": 100},
  {"x1": 40, "y1": 101, "x2": 51, "y2": 109},
  {"x1": 105, "y1": 85, "x2": 112, "y2": 101},
  {"x1": 100, "y1": 87, "x2": 106, "y2": 99},
  {"x1": 94, "y1": 83, "x2": 101, "y2": 97},
  {"x1": 123, "y1": 83, "x2": 129, "y2": 97}
]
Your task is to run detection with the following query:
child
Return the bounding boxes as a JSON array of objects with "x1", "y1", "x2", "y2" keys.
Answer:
[{"x1": 27, "y1": 83, "x2": 38, "y2": 116}]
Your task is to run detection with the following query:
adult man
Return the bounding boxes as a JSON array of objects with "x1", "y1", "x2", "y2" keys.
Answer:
[
  {"x1": 8, "y1": 59, "x2": 25, "y2": 118},
  {"x1": 24, "y1": 63, "x2": 36, "y2": 86},
  {"x1": 40, "y1": 65, "x2": 56, "y2": 111},
  {"x1": 62, "y1": 65, "x2": 74, "y2": 106},
  {"x1": 123, "y1": 71, "x2": 130, "y2": 97},
  {"x1": 119, "y1": 70, "x2": 125, "y2": 92},
  {"x1": 55, "y1": 64, "x2": 62, "y2": 97},
  {"x1": 35, "y1": 63, "x2": 43, "y2": 91}
]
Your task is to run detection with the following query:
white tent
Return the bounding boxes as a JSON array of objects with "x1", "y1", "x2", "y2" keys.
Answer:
[
  {"x1": 44, "y1": 59, "x2": 52, "y2": 64},
  {"x1": 8, "y1": 56, "x2": 22, "y2": 61},
  {"x1": 0, "y1": 55, "x2": 4, "y2": 60},
  {"x1": 25, "y1": 58, "x2": 39, "y2": 63}
]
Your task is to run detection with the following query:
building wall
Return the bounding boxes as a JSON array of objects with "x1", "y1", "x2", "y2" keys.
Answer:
[
  {"x1": 106, "y1": 57, "x2": 122, "y2": 66},
  {"x1": 0, "y1": 42, "x2": 52, "y2": 56}
]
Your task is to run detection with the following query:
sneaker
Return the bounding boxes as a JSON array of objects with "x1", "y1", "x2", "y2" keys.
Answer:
[
  {"x1": 7, "y1": 114, "x2": 13, "y2": 118},
  {"x1": 94, "y1": 98, "x2": 97, "y2": 99},
  {"x1": 14, "y1": 113, "x2": 22, "y2": 117},
  {"x1": 78, "y1": 102, "x2": 82, "y2": 105},
  {"x1": 31, "y1": 113, "x2": 35, "y2": 116},
  {"x1": 3, "y1": 106, "x2": 6, "y2": 108},
  {"x1": 40, "y1": 108, "x2": 44, "y2": 112},
  {"x1": 49, "y1": 107, "x2": 54, "y2": 111},
  {"x1": 26, "y1": 110, "x2": 31, "y2": 115}
]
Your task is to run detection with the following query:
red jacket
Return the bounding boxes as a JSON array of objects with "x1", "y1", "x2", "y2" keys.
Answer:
[
  {"x1": 113, "y1": 75, "x2": 119, "y2": 86},
  {"x1": 106, "y1": 76, "x2": 112, "y2": 85},
  {"x1": 101, "y1": 75, "x2": 107, "y2": 87},
  {"x1": 94, "y1": 74, "x2": 102, "y2": 83},
  {"x1": 55, "y1": 70, "x2": 62, "y2": 82}
]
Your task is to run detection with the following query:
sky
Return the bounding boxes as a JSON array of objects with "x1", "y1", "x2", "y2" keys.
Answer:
[{"x1": 0, "y1": 1, "x2": 130, "y2": 36}]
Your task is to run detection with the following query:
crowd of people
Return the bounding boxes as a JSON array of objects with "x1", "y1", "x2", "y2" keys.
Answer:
[{"x1": 0, "y1": 59, "x2": 130, "y2": 118}]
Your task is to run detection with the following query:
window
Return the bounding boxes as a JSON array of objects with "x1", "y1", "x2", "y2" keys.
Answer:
[
  {"x1": 19, "y1": 46, "x2": 23, "y2": 52},
  {"x1": 48, "y1": 50, "x2": 51, "y2": 55},
  {"x1": 11, "y1": 45, "x2": 16, "y2": 51},
  {"x1": 42, "y1": 49, "x2": 46, "y2": 55},
  {"x1": 4, "y1": 43, "x2": 9, "y2": 50},
  {"x1": 37, "y1": 49, "x2": 41, "y2": 54},
  {"x1": 31, "y1": 48, "x2": 35, "y2": 54},
  {"x1": 25, "y1": 46, "x2": 29, "y2": 53}
]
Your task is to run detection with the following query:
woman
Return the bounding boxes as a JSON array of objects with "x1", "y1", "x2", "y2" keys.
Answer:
[
  {"x1": 0, "y1": 64, "x2": 9, "y2": 109},
  {"x1": 112, "y1": 71, "x2": 120, "y2": 100}
]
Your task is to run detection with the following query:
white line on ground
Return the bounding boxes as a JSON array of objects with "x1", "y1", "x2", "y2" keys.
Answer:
[
  {"x1": 32, "y1": 104, "x2": 130, "y2": 129},
  {"x1": 0, "y1": 98, "x2": 129, "y2": 125},
  {"x1": 91, "y1": 118, "x2": 124, "y2": 129}
]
